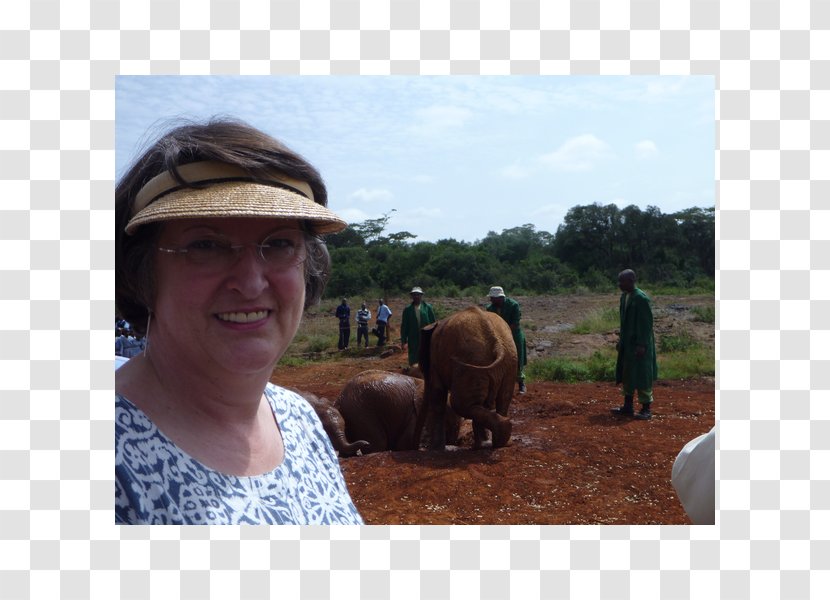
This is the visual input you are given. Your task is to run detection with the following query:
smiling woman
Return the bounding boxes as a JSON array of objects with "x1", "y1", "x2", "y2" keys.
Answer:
[{"x1": 114, "y1": 118, "x2": 363, "y2": 525}]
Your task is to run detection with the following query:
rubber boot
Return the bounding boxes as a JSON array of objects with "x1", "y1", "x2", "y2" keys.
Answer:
[
  {"x1": 611, "y1": 395, "x2": 634, "y2": 416},
  {"x1": 634, "y1": 403, "x2": 652, "y2": 420}
]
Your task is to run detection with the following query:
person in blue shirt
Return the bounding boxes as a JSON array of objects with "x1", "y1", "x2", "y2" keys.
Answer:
[{"x1": 375, "y1": 298, "x2": 392, "y2": 346}]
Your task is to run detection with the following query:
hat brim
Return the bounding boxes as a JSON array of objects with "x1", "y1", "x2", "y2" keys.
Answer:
[{"x1": 125, "y1": 181, "x2": 347, "y2": 235}]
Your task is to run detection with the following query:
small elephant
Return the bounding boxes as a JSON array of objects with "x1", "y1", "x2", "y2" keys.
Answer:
[
  {"x1": 417, "y1": 306, "x2": 518, "y2": 450},
  {"x1": 335, "y1": 370, "x2": 462, "y2": 454},
  {"x1": 291, "y1": 388, "x2": 370, "y2": 457}
]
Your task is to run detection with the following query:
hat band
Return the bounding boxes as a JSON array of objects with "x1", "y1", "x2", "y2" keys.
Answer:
[{"x1": 131, "y1": 160, "x2": 315, "y2": 221}]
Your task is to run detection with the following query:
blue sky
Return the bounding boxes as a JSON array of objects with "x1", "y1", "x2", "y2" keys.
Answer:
[{"x1": 116, "y1": 76, "x2": 714, "y2": 243}]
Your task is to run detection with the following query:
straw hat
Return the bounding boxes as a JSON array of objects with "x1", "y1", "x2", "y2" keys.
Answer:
[
  {"x1": 125, "y1": 161, "x2": 347, "y2": 235},
  {"x1": 488, "y1": 286, "x2": 506, "y2": 298}
]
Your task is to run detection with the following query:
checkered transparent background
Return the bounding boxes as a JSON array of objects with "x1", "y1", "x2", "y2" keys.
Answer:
[{"x1": 1, "y1": 0, "x2": 828, "y2": 598}]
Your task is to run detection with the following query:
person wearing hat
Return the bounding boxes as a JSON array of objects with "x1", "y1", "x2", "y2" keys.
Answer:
[
  {"x1": 486, "y1": 286, "x2": 528, "y2": 394},
  {"x1": 399, "y1": 286, "x2": 436, "y2": 366},
  {"x1": 335, "y1": 297, "x2": 351, "y2": 350},
  {"x1": 114, "y1": 118, "x2": 362, "y2": 525}
]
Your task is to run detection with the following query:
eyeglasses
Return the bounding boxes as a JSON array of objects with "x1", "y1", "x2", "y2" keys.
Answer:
[{"x1": 158, "y1": 229, "x2": 308, "y2": 271}]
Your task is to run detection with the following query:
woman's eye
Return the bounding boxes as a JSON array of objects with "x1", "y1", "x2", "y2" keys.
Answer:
[
  {"x1": 187, "y1": 239, "x2": 225, "y2": 251},
  {"x1": 265, "y1": 238, "x2": 293, "y2": 249}
]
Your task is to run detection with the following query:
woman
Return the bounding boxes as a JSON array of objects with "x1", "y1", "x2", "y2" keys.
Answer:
[{"x1": 115, "y1": 118, "x2": 363, "y2": 524}]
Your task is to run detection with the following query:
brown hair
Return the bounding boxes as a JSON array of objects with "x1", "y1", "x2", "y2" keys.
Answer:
[{"x1": 116, "y1": 118, "x2": 333, "y2": 335}]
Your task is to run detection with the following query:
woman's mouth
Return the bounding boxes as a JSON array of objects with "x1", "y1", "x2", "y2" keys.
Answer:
[{"x1": 216, "y1": 310, "x2": 270, "y2": 324}]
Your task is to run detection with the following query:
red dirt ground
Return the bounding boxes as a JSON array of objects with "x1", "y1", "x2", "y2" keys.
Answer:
[{"x1": 272, "y1": 351, "x2": 714, "y2": 525}]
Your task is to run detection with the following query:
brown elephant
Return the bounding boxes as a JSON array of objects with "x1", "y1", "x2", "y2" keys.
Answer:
[
  {"x1": 335, "y1": 370, "x2": 462, "y2": 454},
  {"x1": 416, "y1": 306, "x2": 518, "y2": 450},
  {"x1": 290, "y1": 388, "x2": 371, "y2": 457}
]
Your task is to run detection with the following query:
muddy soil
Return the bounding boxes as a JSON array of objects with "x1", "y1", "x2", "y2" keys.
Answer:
[{"x1": 273, "y1": 293, "x2": 714, "y2": 525}]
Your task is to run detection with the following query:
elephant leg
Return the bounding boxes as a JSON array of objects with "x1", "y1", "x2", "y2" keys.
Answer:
[
  {"x1": 495, "y1": 375, "x2": 514, "y2": 417},
  {"x1": 444, "y1": 404, "x2": 462, "y2": 446},
  {"x1": 467, "y1": 406, "x2": 511, "y2": 449},
  {"x1": 490, "y1": 414, "x2": 512, "y2": 448},
  {"x1": 425, "y1": 387, "x2": 449, "y2": 451},
  {"x1": 472, "y1": 420, "x2": 488, "y2": 449}
]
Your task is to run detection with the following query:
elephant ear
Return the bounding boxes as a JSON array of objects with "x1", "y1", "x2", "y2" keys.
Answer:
[{"x1": 419, "y1": 322, "x2": 437, "y2": 378}]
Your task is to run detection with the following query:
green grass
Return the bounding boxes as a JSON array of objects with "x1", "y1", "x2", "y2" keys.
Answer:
[
  {"x1": 527, "y1": 350, "x2": 617, "y2": 383},
  {"x1": 657, "y1": 346, "x2": 715, "y2": 379},
  {"x1": 305, "y1": 334, "x2": 335, "y2": 353},
  {"x1": 691, "y1": 305, "x2": 715, "y2": 324},
  {"x1": 658, "y1": 330, "x2": 698, "y2": 353},
  {"x1": 571, "y1": 307, "x2": 618, "y2": 334},
  {"x1": 277, "y1": 356, "x2": 312, "y2": 367},
  {"x1": 529, "y1": 326, "x2": 714, "y2": 383}
]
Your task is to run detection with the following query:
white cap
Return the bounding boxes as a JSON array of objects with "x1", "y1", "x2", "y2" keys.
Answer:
[
  {"x1": 488, "y1": 286, "x2": 506, "y2": 298},
  {"x1": 410, "y1": 287, "x2": 424, "y2": 294}
]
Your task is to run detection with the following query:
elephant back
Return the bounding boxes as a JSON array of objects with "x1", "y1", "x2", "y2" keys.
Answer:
[{"x1": 438, "y1": 307, "x2": 515, "y2": 371}]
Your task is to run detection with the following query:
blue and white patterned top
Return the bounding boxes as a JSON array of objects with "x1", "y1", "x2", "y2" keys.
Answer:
[{"x1": 115, "y1": 383, "x2": 363, "y2": 525}]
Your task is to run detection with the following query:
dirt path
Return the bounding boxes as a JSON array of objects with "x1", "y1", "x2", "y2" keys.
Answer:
[{"x1": 273, "y1": 351, "x2": 714, "y2": 525}]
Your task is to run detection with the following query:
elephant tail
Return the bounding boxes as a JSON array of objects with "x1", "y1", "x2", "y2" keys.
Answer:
[
  {"x1": 452, "y1": 335, "x2": 506, "y2": 375},
  {"x1": 451, "y1": 324, "x2": 510, "y2": 409},
  {"x1": 419, "y1": 322, "x2": 437, "y2": 380}
]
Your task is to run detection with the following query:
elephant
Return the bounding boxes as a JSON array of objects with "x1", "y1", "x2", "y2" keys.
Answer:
[
  {"x1": 416, "y1": 306, "x2": 518, "y2": 450},
  {"x1": 290, "y1": 388, "x2": 371, "y2": 457},
  {"x1": 335, "y1": 370, "x2": 462, "y2": 454}
]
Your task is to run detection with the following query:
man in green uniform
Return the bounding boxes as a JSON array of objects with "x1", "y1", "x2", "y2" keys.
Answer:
[
  {"x1": 611, "y1": 269, "x2": 658, "y2": 420},
  {"x1": 400, "y1": 286, "x2": 436, "y2": 367},
  {"x1": 486, "y1": 286, "x2": 527, "y2": 394}
]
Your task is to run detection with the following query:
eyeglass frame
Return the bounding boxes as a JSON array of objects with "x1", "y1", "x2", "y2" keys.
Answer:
[{"x1": 156, "y1": 227, "x2": 313, "y2": 271}]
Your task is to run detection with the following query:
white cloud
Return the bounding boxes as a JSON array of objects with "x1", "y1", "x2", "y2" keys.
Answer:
[
  {"x1": 337, "y1": 207, "x2": 373, "y2": 223},
  {"x1": 635, "y1": 140, "x2": 659, "y2": 158},
  {"x1": 539, "y1": 134, "x2": 614, "y2": 171},
  {"x1": 348, "y1": 187, "x2": 394, "y2": 202}
]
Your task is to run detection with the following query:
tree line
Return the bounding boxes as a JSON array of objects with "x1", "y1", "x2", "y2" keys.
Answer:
[{"x1": 324, "y1": 203, "x2": 714, "y2": 299}]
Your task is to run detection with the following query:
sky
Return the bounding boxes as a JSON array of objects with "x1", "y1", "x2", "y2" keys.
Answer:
[{"x1": 116, "y1": 76, "x2": 714, "y2": 243}]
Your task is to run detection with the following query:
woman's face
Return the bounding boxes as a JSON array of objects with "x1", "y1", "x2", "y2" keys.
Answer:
[{"x1": 151, "y1": 217, "x2": 307, "y2": 376}]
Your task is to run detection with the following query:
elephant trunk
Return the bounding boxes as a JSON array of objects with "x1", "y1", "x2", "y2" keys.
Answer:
[
  {"x1": 321, "y1": 407, "x2": 370, "y2": 457},
  {"x1": 331, "y1": 431, "x2": 371, "y2": 457}
]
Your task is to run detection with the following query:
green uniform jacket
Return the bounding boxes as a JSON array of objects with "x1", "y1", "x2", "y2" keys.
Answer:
[
  {"x1": 615, "y1": 287, "x2": 658, "y2": 388},
  {"x1": 400, "y1": 302, "x2": 436, "y2": 365},
  {"x1": 486, "y1": 297, "x2": 527, "y2": 368}
]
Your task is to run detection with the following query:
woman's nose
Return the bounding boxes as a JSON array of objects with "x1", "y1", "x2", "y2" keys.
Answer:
[{"x1": 224, "y1": 246, "x2": 270, "y2": 296}]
